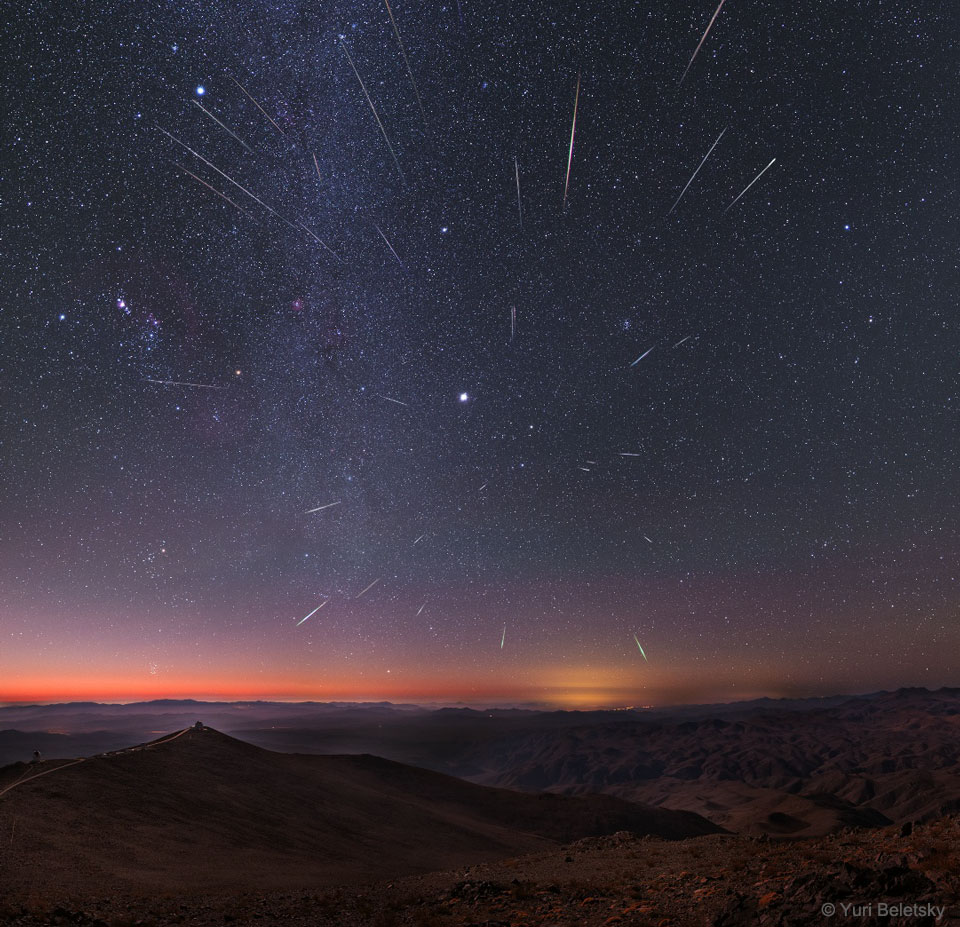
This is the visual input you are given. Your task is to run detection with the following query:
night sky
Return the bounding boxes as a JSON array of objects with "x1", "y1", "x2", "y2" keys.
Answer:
[{"x1": 2, "y1": 1, "x2": 957, "y2": 706}]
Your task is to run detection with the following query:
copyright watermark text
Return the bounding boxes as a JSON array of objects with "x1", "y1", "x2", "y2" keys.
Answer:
[{"x1": 822, "y1": 901, "x2": 946, "y2": 920}]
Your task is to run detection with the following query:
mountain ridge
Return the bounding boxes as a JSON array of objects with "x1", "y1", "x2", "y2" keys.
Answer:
[{"x1": 0, "y1": 724, "x2": 721, "y2": 900}]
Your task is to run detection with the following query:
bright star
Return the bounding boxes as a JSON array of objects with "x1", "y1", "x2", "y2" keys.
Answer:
[
  {"x1": 459, "y1": 392, "x2": 469, "y2": 402},
  {"x1": 196, "y1": 85, "x2": 205, "y2": 96}
]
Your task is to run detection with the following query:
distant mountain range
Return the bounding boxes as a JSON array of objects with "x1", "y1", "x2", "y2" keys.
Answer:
[{"x1": 3, "y1": 687, "x2": 959, "y2": 837}]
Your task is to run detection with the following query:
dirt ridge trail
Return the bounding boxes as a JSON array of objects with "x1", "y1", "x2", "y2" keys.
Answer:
[{"x1": 0, "y1": 727, "x2": 190, "y2": 799}]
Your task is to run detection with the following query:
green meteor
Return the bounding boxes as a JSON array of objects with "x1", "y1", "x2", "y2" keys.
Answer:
[{"x1": 633, "y1": 634, "x2": 649, "y2": 663}]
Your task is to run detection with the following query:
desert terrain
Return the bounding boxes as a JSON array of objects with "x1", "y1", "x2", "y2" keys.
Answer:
[{"x1": 2, "y1": 690, "x2": 959, "y2": 924}]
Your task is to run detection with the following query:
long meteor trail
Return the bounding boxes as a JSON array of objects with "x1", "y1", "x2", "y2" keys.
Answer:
[
  {"x1": 144, "y1": 378, "x2": 226, "y2": 389},
  {"x1": 374, "y1": 224, "x2": 403, "y2": 265},
  {"x1": 305, "y1": 501, "x2": 341, "y2": 514},
  {"x1": 501, "y1": 624, "x2": 506, "y2": 649},
  {"x1": 668, "y1": 127, "x2": 727, "y2": 215},
  {"x1": 355, "y1": 578, "x2": 381, "y2": 599},
  {"x1": 159, "y1": 126, "x2": 333, "y2": 251},
  {"x1": 724, "y1": 157, "x2": 777, "y2": 214},
  {"x1": 514, "y1": 156, "x2": 522, "y2": 229},
  {"x1": 678, "y1": 0, "x2": 727, "y2": 87},
  {"x1": 563, "y1": 72, "x2": 581, "y2": 208},
  {"x1": 157, "y1": 126, "x2": 281, "y2": 219},
  {"x1": 174, "y1": 164, "x2": 254, "y2": 219},
  {"x1": 191, "y1": 99, "x2": 252, "y2": 152},
  {"x1": 634, "y1": 634, "x2": 649, "y2": 662},
  {"x1": 383, "y1": 0, "x2": 428, "y2": 130},
  {"x1": 229, "y1": 75, "x2": 286, "y2": 137},
  {"x1": 296, "y1": 600, "x2": 328, "y2": 626},
  {"x1": 630, "y1": 345, "x2": 655, "y2": 367},
  {"x1": 340, "y1": 38, "x2": 406, "y2": 185},
  {"x1": 297, "y1": 221, "x2": 344, "y2": 263}
]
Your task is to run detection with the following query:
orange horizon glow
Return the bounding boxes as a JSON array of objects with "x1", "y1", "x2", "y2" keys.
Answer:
[
  {"x1": 0, "y1": 668, "x2": 872, "y2": 709},
  {"x1": 5, "y1": 634, "x2": 953, "y2": 709},
  {"x1": 0, "y1": 675, "x2": 523, "y2": 704},
  {"x1": 1, "y1": 654, "x2": 782, "y2": 706}
]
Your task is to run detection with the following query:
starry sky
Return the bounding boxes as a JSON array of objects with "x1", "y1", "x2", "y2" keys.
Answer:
[{"x1": 2, "y1": 0, "x2": 957, "y2": 707}]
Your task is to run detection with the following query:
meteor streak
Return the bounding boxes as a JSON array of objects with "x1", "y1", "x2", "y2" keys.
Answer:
[
  {"x1": 413, "y1": 533, "x2": 426, "y2": 545},
  {"x1": 563, "y1": 72, "x2": 581, "y2": 208},
  {"x1": 297, "y1": 221, "x2": 343, "y2": 263},
  {"x1": 417, "y1": 602, "x2": 426, "y2": 616},
  {"x1": 174, "y1": 164, "x2": 254, "y2": 219},
  {"x1": 191, "y1": 99, "x2": 252, "y2": 152},
  {"x1": 374, "y1": 223, "x2": 403, "y2": 265},
  {"x1": 379, "y1": 394, "x2": 409, "y2": 407},
  {"x1": 296, "y1": 600, "x2": 328, "y2": 626},
  {"x1": 163, "y1": 128, "x2": 330, "y2": 249},
  {"x1": 501, "y1": 624, "x2": 506, "y2": 649},
  {"x1": 514, "y1": 156, "x2": 522, "y2": 229},
  {"x1": 678, "y1": 0, "x2": 727, "y2": 87},
  {"x1": 157, "y1": 126, "x2": 281, "y2": 219},
  {"x1": 620, "y1": 452, "x2": 642, "y2": 456},
  {"x1": 144, "y1": 378, "x2": 226, "y2": 389},
  {"x1": 630, "y1": 345, "x2": 655, "y2": 367},
  {"x1": 229, "y1": 75, "x2": 286, "y2": 137},
  {"x1": 724, "y1": 157, "x2": 777, "y2": 214},
  {"x1": 673, "y1": 335, "x2": 692, "y2": 347},
  {"x1": 340, "y1": 38, "x2": 405, "y2": 185},
  {"x1": 383, "y1": 0, "x2": 428, "y2": 130},
  {"x1": 305, "y1": 501, "x2": 341, "y2": 514},
  {"x1": 634, "y1": 634, "x2": 649, "y2": 662},
  {"x1": 355, "y1": 578, "x2": 380, "y2": 599},
  {"x1": 668, "y1": 127, "x2": 727, "y2": 215},
  {"x1": 511, "y1": 306, "x2": 516, "y2": 341}
]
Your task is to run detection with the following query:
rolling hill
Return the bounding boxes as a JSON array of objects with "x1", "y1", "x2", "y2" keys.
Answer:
[{"x1": 0, "y1": 724, "x2": 720, "y2": 901}]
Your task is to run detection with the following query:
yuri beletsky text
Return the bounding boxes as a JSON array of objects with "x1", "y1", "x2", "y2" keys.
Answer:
[{"x1": 821, "y1": 901, "x2": 946, "y2": 920}]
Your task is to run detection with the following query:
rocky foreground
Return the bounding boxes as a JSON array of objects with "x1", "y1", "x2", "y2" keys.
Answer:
[{"x1": 2, "y1": 816, "x2": 957, "y2": 927}]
